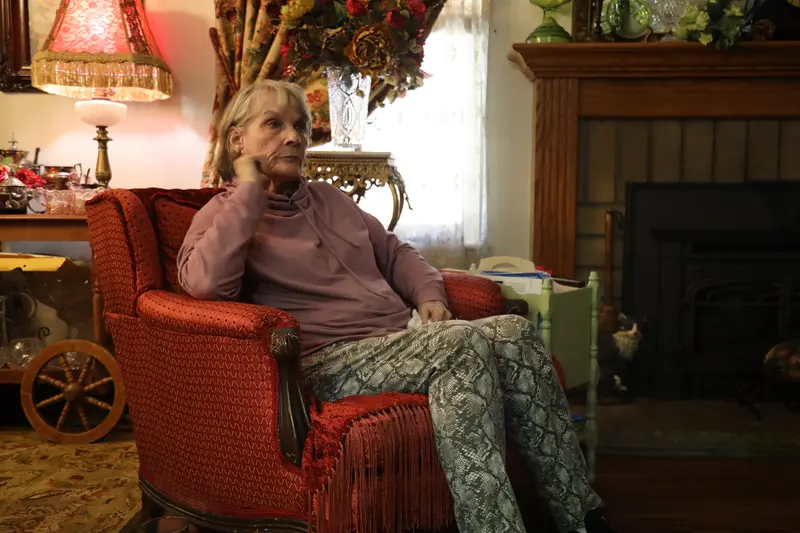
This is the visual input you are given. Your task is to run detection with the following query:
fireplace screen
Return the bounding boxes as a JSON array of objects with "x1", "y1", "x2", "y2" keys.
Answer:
[
  {"x1": 683, "y1": 256, "x2": 800, "y2": 399},
  {"x1": 623, "y1": 182, "x2": 800, "y2": 400}
]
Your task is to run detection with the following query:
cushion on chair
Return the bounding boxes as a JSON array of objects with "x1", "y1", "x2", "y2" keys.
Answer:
[
  {"x1": 303, "y1": 393, "x2": 453, "y2": 533},
  {"x1": 440, "y1": 273, "x2": 505, "y2": 320},
  {"x1": 131, "y1": 187, "x2": 223, "y2": 221},
  {"x1": 151, "y1": 193, "x2": 216, "y2": 292}
]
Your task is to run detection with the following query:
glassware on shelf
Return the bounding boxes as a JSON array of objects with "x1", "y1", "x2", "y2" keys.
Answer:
[
  {"x1": 604, "y1": 0, "x2": 653, "y2": 39},
  {"x1": 649, "y1": 0, "x2": 692, "y2": 37},
  {"x1": 32, "y1": 189, "x2": 74, "y2": 215},
  {"x1": 71, "y1": 188, "x2": 99, "y2": 215},
  {"x1": 1, "y1": 337, "x2": 46, "y2": 369},
  {"x1": 526, "y1": 0, "x2": 574, "y2": 43},
  {"x1": 45, "y1": 350, "x2": 88, "y2": 370}
]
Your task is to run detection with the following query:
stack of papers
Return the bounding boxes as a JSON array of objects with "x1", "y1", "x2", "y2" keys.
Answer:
[
  {"x1": 477, "y1": 270, "x2": 585, "y2": 296},
  {"x1": 478, "y1": 270, "x2": 550, "y2": 295}
]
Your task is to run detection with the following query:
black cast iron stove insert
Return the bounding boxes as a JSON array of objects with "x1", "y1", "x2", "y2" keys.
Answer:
[{"x1": 623, "y1": 181, "x2": 800, "y2": 404}]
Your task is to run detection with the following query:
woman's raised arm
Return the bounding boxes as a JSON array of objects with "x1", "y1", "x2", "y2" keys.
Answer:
[{"x1": 177, "y1": 181, "x2": 267, "y2": 300}]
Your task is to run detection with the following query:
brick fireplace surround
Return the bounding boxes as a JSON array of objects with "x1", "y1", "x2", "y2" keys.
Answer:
[{"x1": 511, "y1": 42, "x2": 800, "y2": 399}]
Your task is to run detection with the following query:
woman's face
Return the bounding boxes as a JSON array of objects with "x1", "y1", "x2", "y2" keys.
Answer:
[{"x1": 234, "y1": 90, "x2": 309, "y2": 183}]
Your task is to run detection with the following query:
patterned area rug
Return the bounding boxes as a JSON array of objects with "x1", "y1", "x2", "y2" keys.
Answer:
[{"x1": 0, "y1": 428, "x2": 141, "y2": 533}]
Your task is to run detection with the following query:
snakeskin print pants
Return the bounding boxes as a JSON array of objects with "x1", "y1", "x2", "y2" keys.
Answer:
[{"x1": 302, "y1": 314, "x2": 603, "y2": 533}]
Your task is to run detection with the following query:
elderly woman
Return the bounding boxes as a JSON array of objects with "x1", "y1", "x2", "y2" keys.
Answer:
[{"x1": 177, "y1": 80, "x2": 615, "y2": 533}]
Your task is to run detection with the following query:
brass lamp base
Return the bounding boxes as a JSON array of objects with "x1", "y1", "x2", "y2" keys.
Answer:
[
  {"x1": 74, "y1": 97, "x2": 126, "y2": 188},
  {"x1": 93, "y1": 126, "x2": 112, "y2": 188}
]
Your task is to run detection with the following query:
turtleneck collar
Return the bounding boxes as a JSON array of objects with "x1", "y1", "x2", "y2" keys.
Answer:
[
  {"x1": 227, "y1": 177, "x2": 309, "y2": 216},
  {"x1": 264, "y1": 177, "x2": 309, "y2": 215}
]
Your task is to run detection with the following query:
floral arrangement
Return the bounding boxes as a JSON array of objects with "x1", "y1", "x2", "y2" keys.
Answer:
[
  {"x1": 0, "y1": 158, "x2": 48, "y2": 188},
  {"x1": 673, "y1": 0, "x2": 746, "y2": 50},
  {"x1": 279, "y1": 0, "x2": 443, "y2": 101}
]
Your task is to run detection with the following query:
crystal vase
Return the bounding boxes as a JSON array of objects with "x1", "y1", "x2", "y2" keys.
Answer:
[{"x1": 327, "y1": 68, "x2": 371, "y2": 151}]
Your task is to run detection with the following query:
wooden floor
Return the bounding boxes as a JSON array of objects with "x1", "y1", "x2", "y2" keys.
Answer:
[{"x1": 594, "y1": 455, "x2": 800, "y2": 533}]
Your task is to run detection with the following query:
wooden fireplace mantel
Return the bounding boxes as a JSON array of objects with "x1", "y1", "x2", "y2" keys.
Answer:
[{"x1": 510, "y1": 42, "x2": 800, "y2": 278}]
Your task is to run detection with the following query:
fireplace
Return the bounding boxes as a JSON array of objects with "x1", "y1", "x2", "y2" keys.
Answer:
[{"x1": 623, "y1": 182, "x2": 800, "y2": 400}]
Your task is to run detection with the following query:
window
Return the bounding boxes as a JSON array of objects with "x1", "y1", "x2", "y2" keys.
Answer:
[{"x1": 317, "y1": 0, "x2": 489, "y2": 266}]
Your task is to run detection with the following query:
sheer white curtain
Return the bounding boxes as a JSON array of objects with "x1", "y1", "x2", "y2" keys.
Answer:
[{"x1": 321, "y1": 0, "x2": 490, "y2": 269}]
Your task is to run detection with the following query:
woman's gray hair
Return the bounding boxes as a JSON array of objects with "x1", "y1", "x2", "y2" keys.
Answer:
[{"x1": 213, "y1": 80, "x2": 312, "y2": 183}]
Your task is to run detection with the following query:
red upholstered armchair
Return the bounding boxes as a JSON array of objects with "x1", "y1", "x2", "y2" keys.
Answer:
[{"x1": 86, "y1": 188, "x2": 558, "y2": 533}]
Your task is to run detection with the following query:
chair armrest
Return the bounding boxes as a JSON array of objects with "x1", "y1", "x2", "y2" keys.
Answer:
[
  {"x1": 135, "y1": 290, "x2": 310, "y2": 466},
  {"x1": 136, "y1": 290, "x2": 298, "y2": 338}
]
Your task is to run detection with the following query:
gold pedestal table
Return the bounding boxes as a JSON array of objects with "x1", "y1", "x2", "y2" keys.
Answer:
[{"x1": 303, "y1": 151, "x2": 409, "y2": 231}]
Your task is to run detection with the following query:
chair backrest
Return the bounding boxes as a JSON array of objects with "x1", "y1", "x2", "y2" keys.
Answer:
[{"x1": 86, "y1": 188, "x2": 223, "y2": 318}]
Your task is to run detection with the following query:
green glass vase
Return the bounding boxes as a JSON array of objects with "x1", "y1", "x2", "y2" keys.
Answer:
[{"x1": 526, "y1": 0, "x2": 573, "y2": 43}]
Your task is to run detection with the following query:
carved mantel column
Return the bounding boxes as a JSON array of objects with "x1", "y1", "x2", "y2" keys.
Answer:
[
  {"x1": 510, "y1": 42, "x2": 800, "y2": 279},
  {"x1": 533, "y1": 77, "x2": 579, "y2": 279}
]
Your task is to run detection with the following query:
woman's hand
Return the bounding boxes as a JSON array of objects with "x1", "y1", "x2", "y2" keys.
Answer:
[
  {"x1": 418, "y1": 301, "x2": 452, "y2": 324},
  {"x1": 233, "y1": 154, "x2": 275, "y2": 191}
]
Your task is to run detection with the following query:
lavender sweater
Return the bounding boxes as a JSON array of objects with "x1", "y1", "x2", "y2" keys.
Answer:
[{"x1": 176, "y1": 179, "x2": 448, "y2": 356}]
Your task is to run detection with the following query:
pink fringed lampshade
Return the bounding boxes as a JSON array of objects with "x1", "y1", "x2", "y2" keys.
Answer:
[{"x1": 31, "y1": 0, "x2": 173, "y2": 102}]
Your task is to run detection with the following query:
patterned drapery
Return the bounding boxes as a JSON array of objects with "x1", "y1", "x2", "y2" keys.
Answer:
[{"x1": 201, "y1": 0, "x2": 444, "y2": 188}]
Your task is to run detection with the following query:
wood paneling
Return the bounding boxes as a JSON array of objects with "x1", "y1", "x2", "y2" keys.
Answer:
[
  {"x1": 650, "y1": 121, "x2": 683, "y2": 183},
  {"x1": 575, "y1": 235, "x2": 624, "y2": 267},
  {"x1": 576, "y1": 119, "x2": 800, "y2": 301},
  {"x1": 681, "y1": 121, "x2": 714, "y2": 183},
  {"x1": 577, "y1": 205, "x2": 622, "y2": 236},
  {"x1": 713, "y1": 121, "x2": 748, "y2": 183},
  {"x1": 615, "y1": 121, "x2": 649, "y2": 201},
  {"x1": 747, "y1": 120, "x2": 781, "y2": 180},
  {"x1": 585, "y1": 121, "x2": 617, "y2": 204},
  {"x1": 780, "y1": 121, "x2": 800, "y2": 181}
]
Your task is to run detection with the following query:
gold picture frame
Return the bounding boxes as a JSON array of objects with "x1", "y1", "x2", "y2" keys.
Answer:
[{"x1": 0, "y1": 0, "x2": 58, "y2": 93}]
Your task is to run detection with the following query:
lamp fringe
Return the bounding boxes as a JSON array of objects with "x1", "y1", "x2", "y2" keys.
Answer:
[{"x1": 32, "y1": 54, "x2": 173, "y2": 101}]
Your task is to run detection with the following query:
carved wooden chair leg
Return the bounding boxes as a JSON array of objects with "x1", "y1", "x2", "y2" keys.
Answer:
[{"x1": 140, "y1": 491, "x2": 164, "y2": 523}]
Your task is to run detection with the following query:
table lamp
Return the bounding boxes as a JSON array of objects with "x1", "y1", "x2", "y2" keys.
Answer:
[{"x1": 31, "y1": 0, "x2": 173, "y2": 187}]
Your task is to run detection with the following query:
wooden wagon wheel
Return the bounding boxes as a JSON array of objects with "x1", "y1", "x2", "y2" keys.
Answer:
[{"x1": 20, "y1": 339, "x2": 125, "y2": 444}]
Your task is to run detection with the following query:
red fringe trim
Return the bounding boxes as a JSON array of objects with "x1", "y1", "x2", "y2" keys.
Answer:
[{"x1": 307, "y1": 402, "x2": 453, "y2": 533}]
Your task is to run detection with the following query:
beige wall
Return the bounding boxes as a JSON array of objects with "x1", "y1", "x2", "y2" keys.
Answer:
[
  {"x1": 0, "y1": 0, "x2": 557, "y2": 257},
  {"x1": 487, "y1": 0, "x2": 570, "y2": 259}
]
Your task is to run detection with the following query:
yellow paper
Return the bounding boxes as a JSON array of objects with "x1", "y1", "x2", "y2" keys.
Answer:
[{"x1": 0, "y1": 253, "x2": 70, "y2": 272}]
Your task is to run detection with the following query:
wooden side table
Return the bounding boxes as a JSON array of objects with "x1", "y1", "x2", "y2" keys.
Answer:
[
  {"x1": 304, "y1": 151, "x2": 410, "y2": 231},
  {"x1": 0, "y1": 214, "x2": 125, "y2": 444},
  {"x1": 0, "y1": 214, "x2": 90, "y2": 242}
]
